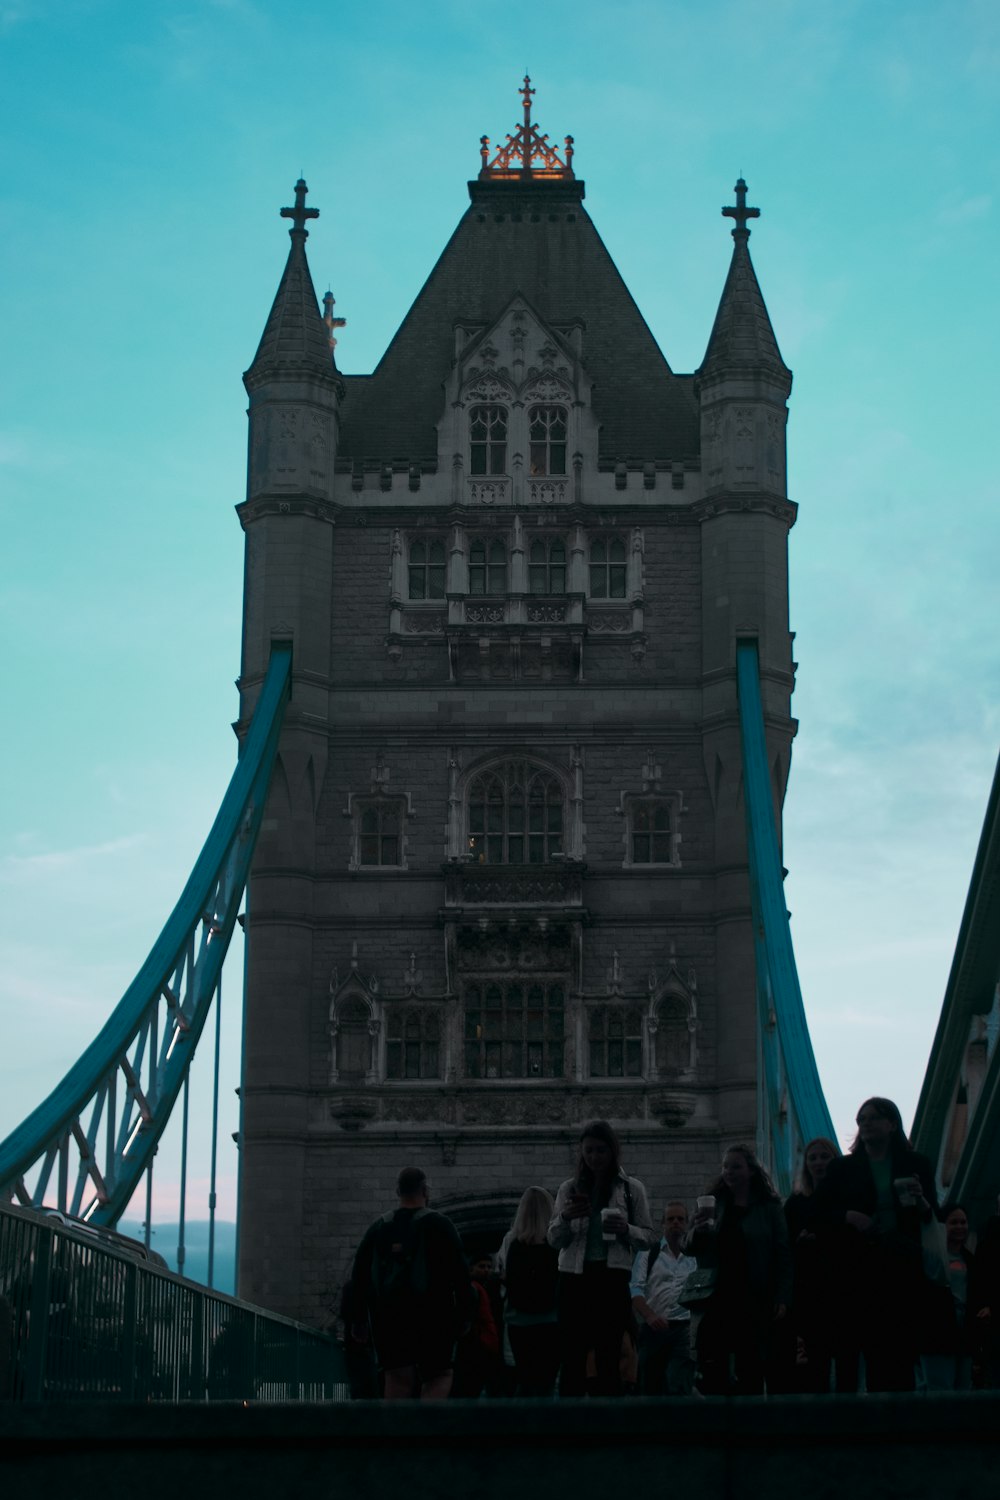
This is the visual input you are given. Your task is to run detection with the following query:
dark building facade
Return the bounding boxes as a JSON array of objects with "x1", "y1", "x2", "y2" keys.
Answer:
[{"x1": 235, "y1": 81, "x2": 796, "y2": 1323}]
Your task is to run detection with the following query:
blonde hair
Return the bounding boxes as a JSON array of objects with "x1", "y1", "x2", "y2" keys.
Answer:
[{"x1": 511, "y1": 1185, "x2": 554, "y2": 1244}]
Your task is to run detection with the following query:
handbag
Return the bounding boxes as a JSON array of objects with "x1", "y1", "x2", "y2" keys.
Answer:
[{"x1": 677, "y1": 1266, "x2": 717, "y2": 1309}]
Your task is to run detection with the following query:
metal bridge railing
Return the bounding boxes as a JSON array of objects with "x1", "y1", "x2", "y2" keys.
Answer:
[{"x1": 0, "y1": 1203, "x2": 348, "y2": 1403}]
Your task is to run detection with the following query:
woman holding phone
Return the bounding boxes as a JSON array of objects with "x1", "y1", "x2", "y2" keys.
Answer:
[{"x1": 548, "y1": 1119, "x2": 655, "y2": 1396}]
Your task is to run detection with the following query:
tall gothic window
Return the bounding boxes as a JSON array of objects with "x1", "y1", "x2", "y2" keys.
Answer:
[
  {"x1": 470, "y1": 405, "x2": 508, "y2": 475},
  {"x1": 528, "y1": 538, "x2": 567, "y2": 594},
  {"x1": 469, "y1": 539, "x2": 507, "y2": 595},
  {"x1": 385, "y1": 1007, "x2": 440, "y2": 1080},
  {"x1": 655, "y1": 995, "x2": 690, "y2": 1077},
  {"x1": 408, "y1": 539, "x2": 446, "y2": 600},
  {"x1": 528, "y1": 405, "x2": 567, "y2": 475},
  {"x1": 335, "y1": 997, "x2": 373, "y2": 1081},
  {"x1": 631, "y1": 802, "x2": 672, "y2": 864},
  {"x1": 589, "y1": 1005, "x2": 644, "y2": 1078},
  {"x1": 467, "y1": 761, "x2": 564, "y2": 864},
  {"x1": 464, "y1": 982, "x2": 564, "y2": 1078},
  {"x1": 589, "y1": 536, "x2": 627, "y2": 598}
]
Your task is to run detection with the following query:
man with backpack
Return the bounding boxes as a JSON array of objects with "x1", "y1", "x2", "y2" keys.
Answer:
[
  {"x1": 630, "y1": 1199, "x2": 698, "y2": 1395},
  {"x1": 350, "y1": 1165, "x2": 473, "y2": 1399}
]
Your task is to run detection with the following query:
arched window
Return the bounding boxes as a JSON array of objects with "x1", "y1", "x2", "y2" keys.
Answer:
[
  {"x1": 528, "y1": 538, "x2": 567, "y2": 595},
  {"x1": 469, "y1": 539, "x2": 507, "y2": 596},
  {"x1": 654, "y1": 994, "x2": 690, "y2": 1078},
  {"x1": 631, "y1": 802, "x2": 671, "y2": 864},
  {"x1": 386, "y1": 1007, "x2": 440, "y2": 1080},
  {"x1": 467, "y1": 760, "x2": 564, "y2": 864},
  {"x1": 589, "y1": 536, "x2": 627, "y2": 599},
  {"x1": 464, "y1": 981, "x2": 564, "y2": 1078},
  {"x1": 336, "y1": 997, "x2": 373, "y2": 1081},
  {"x1": 529, "y1": 405, "x2": 567, "y2": 476},
  {"x1": 408, "y1": 539, "x2": 446, "y2": 600},
  {"x1": 589, "y1": 1005, "x2": 644, "y2": 1078},
  {"x1": 358, "y1": 801, "x2": 402, "y2": 867},
  {"x1": 470, "y1": 405, "x2": 508, "y2": 476}
]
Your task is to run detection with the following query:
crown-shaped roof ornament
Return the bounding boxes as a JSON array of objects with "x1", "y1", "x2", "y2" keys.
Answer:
[{"x1": 479, "y1": 75, "x2": 575, "y2": 181}]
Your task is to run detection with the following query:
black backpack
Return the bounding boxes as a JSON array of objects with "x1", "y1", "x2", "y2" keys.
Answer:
[
  {"x1": 371, "y1": 1209, "x2": 429, "y2": 1300},
  {"x1": 504, "y1": 1239, "x2": 558, "y2": 1315}
]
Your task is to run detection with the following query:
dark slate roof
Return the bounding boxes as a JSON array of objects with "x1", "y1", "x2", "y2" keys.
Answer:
[
  {"x1": 245, "y1": 230, "x2": 339, "y2": 387},
  {"x1": 337, "y1": 180, "x2": 699, "y2": 464},
  {"x1": 698, "y1": 234, "x2": 791, "y2": 391}
]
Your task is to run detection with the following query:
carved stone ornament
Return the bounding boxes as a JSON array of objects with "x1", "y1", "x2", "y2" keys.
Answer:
[
  {"x1": 588, "y1": 612, "x2": 631, "y2": 634},
  {"x1": 461, "y1": 1093, "x2": 567, "y2": 1126},
  {"x1": 328, "y1": 1096, "x2": 378, "y2": 1131},
  {"x1": 466, "y1": 604, "x2": 506, "y2": 625},
  {"x1": 468, "y1": 480, "x2": 511, "y2": 506},
  {"x1": 381, "y1": 1094, "x2": 457, "y2": 1125},
  {"x1": 649, "y1": 1091, "x2": 697, "y2": 1129}
]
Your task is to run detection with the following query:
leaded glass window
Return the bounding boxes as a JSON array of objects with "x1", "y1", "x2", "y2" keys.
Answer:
[
  {"x1": 528, "y1": 538, "x2": 567, "y2": 595},
  {"x1": 467, "y1": 761, "x2": 563, "y2": 864},
  {"x1": 408, "y1": 539, "x2": 446, "y2": 600},
  {"x1": 470, "y1": 405, "x2": 508, "y2": 476},
  {"x1": 631, "y1": 802, "x2": 671, "y2": 864},
  {"x1": 358, "y1": 801, "x2": 401, "y2": 866},
  {"x1": 386, "y1": 1007, "x2": 440, "y2": 1080},
  {"x1": 589, "y1": 1005, "x2": 644, "y2": 1078},
  {"x1": 529, "y1": 405, "x2": 567, "y2": 476},
  {"x1": 589, "y1": 536, "x2": 627, "y2": 598},
  {"x1": 469, "y1": 539, "x2": 507, "y2": 596},
  {"x1": 464, "y1": 982, "x2": 564, "y2": 1078}
]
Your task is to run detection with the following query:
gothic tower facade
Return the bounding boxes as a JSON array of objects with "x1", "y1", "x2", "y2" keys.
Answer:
[{"x1": 235, "y1": 84, "x2": 796, "y2": 1323}]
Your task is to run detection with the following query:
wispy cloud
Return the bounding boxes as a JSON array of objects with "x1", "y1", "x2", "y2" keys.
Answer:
[{"x1": 2, "y1": 833, "x2": 143, "y2": 875}]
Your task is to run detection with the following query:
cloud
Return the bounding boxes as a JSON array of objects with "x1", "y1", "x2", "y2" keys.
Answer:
[
  {"x1": 2, "y1": 833, "x2": 143, "y2": 875},
  {"x1": 935, "y1": 193, "x2": 992, "y2": 227}
]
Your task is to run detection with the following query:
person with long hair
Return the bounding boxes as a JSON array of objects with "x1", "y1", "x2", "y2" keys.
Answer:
[
  {"x1": 687, "y1": 1143, "x2": 792, "y2": 1396},
  {"x1": 813, "y1": 1096, "x2": 938, "y2": 1393},
  {"x1": 495, "y1": 1186, "x2": 560, "y2": 1396},
  {"x1": 783, "y1": 1136, "x2": 839, "y2": 1392},
  {"x1": 548, "y1": 1120, "x2": 655, "y2": 1396}
]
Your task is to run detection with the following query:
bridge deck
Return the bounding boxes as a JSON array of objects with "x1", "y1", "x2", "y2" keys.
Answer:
[{"x1": 2, "y1": 1396, "x2": 997, "y2": 1500}]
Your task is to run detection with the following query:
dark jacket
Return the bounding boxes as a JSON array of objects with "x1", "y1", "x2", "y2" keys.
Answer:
[
  {"x1": 813, "y1": 1147, "x2": 937, "y2": 1244},
  {"x1": 688, "y1": 1199, "x2": 793, "y2": 1309}
]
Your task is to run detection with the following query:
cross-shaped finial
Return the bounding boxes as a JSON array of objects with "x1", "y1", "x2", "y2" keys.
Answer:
[
  {"x1": 722, "y1": 177, "x2": 760, "y2": 239},
  {"x1": 281, "y1": 177, "x2": 320, "y2": 236},
  {"x1": 323, "y1": 290, "x2": 346, "y2": 353},
  {"x1": 520, "y1": 73, "x2": 535, "y2": 123}
]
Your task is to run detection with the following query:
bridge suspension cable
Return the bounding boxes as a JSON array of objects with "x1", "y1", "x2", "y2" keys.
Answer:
[
  {"x1": 0, "y1": 645, "x2": 292, "y2": 1227},
  {"x1": 737, "y1": 640, "x2": 835, "y2": 1192}
]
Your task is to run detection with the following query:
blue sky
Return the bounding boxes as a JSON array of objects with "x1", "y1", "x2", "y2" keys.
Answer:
[{"x1": 1, "y1": 0, "x2": 998, "y2": 1229}]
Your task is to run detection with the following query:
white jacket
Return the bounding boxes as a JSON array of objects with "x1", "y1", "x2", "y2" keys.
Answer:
[{"x1": 547, "y1": 1172, "x2": 655, "y2": 1274}]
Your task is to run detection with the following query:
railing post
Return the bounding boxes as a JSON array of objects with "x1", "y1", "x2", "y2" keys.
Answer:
[
  {"x1": 189, "y1": 1288, "x2": 205, "y2": 1400},
  {"x1": 121, "y1": 1260, "x2": 138, "y2": 1400},
  {"x1": 24, "y1": 1223, "x2": 53, "y2": 1401}
]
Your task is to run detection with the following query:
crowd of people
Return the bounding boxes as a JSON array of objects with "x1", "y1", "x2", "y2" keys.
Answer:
[{"x1": 345, "y1": 1103, "x2": 1000, "y2": 1399}]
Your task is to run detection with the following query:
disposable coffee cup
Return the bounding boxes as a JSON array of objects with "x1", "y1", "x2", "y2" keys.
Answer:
[
  {"x1": 600, "y1": 1206, "x2": 619, "y2": 1242},
  {"x1": 894, "y1": 1177, "x2": 917, "y2": 1207},
  {"x1": 696, "y1": 1195, "x2": 716, "y2": 1222}
]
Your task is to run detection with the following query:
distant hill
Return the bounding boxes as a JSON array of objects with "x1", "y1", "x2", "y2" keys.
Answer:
[{"x1": 120, "y1": 1219, "x2": 236, "y2": 1295}]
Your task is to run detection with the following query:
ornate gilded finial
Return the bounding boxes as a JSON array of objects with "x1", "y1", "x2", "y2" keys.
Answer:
[
  {"x1": 479, "y1": 76, "x2": 575, "y2": 181},
  {"x1": 281, "y1": 177, "x2": 319, "y2": 237},
  {"x1": 722, "y1": 177, "x2": 760, "y2": 239},
  {"x1": 323, "y1": 289, "x2": 346, "y2": 353}
]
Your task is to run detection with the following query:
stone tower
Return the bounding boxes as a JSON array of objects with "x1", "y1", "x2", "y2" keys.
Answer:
[{"x1": 235, "y1": 83, "x2": 796, "y2": 1324}]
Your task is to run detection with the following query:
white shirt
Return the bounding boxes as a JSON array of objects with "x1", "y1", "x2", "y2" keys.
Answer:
[{"x1": 629, "y1": 1239, "x2": 697, "y2": 1322}]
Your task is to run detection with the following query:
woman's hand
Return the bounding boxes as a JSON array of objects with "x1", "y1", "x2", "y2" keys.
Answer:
[
  {"x1": 602, "y1": 1211, "x2": 628, "y2": 1235},
  {"x1": 562, "y1": 1192, "x2": 590, "y2": 1221},
  {"x1": 691, "y1": 1207, "x2": 715, "y2": 1229},
  {"x1": 845, "y1": 1211, "x2": 873, "y2": 1233},
  {"x1": 773, "y1": 1304, "x2": 787, "y2": 1321}
]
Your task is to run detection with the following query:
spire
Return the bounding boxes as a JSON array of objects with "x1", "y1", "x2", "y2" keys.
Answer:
[
  {"x1": 478, "y1": 74, "x2": 575, "y2": 181},
  {"x1": 698, "y1": 178, "x2": 790, "y2": 391},
  {"x1": 245, "y1": 178, "x2": 340, "y2": 387}
]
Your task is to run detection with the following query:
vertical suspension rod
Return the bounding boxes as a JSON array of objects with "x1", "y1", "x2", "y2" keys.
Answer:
[
  {"x1": 208, "y1": 975, "x2": 222, "y2": 1289},
  {"x1": 177, "y1": 1067, "x2": 190, "y2": 1276}
]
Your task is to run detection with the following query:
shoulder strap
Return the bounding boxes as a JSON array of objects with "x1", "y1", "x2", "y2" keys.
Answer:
[
  {"x1": 622, "y1": 1175, "x2": 634, "y2": 1224},
  {"x1": 647, "y1": 1239, "x2": 661, "y2": 1276}
]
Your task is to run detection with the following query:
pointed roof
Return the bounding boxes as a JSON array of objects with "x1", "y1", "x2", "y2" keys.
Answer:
[
  {"x1": 337, "y1": 81, "x2": 698, "y2": 464},
  {"x1": 698, "y1": 178, "x2": 791, "y2": 392},
  {"x1": 245, "y1": 179, "x2": 340, "y2": 389}
]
